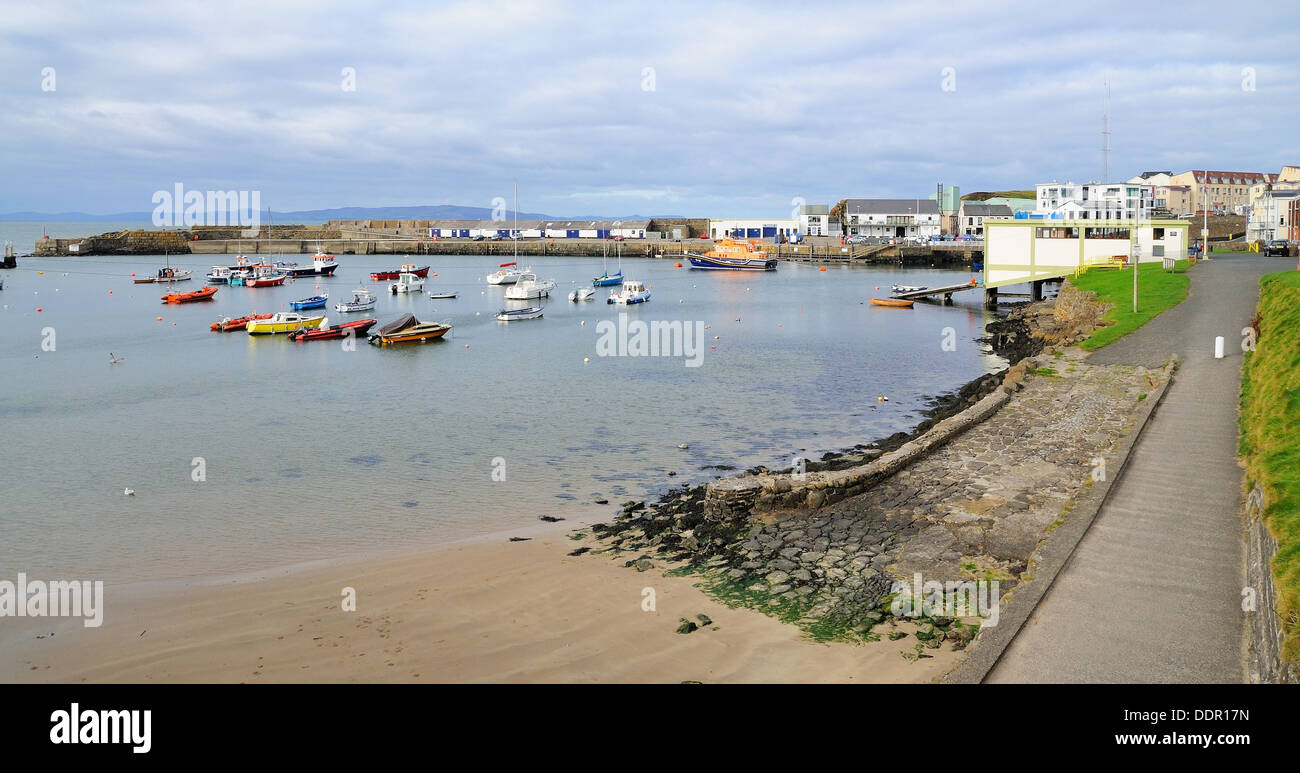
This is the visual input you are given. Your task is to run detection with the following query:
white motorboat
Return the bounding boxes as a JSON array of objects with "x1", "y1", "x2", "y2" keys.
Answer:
[
  {"x1": 335, "y1": 286, "x2": 376, "y2": 313},
  {"x1": 504, "y1": 272, "x2": 556, "y2": 300},
  {"x1": 206, "y1": 265, "x2": 233, "y2": 283},
  {"x1": 389, "y1": 272, "x2": 425, "y2": 294},
  {"x1": 607, "y1": 279, "x2": 651, "y2": 305},
  {"x1": 568, "y1": 287, "x2": 595, "y2": 302}
]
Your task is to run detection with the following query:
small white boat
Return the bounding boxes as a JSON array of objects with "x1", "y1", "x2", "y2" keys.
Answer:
[
  {"x1": 427, "y1": 290, "x2": 458, "y2": 300},
  {"x1": 207, "y1": 266, "x2": 232, "y2": 283},
  {"x1": 497, "y1": 306, "x2": 543, "y2": 321},
  {"x1": 891, "y1": 284, "x2": 928, "y2": 294},
  {"x1": 389, "y1": 272, "x2": 425, "y2": 294},
  {"x1": 607, "y1": 279, "x2": 651, "y2": 305},
  {"x1": 504, "y1": 272, "x2": 556, "y2": 300},
  {"x1": 568, "y1": 287, "x2": 595, "y2": 302},
  {"x1": 335, "y1": 286, "x2": 376, "y2": 313},
  {"x1": 486, "y1": 262, "x2": 525, "y2": 285}
]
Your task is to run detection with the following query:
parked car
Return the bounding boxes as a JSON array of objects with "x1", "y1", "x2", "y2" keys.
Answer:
[
  {"x1": 612, "y1": 235, "x2": 626, "y2": 242},
  {"x1": 489, "y1": 235, "x2": 503, "y2": 241},
  {"x1": 471, "y1": 235, "x2": 486, "y2": 241},
  {"x1": 1264, "y1": 239, "x2": 1289, "y2": 256},
  {"x1": 846, "y1": 235, "x2": 868, "y2": 244}
]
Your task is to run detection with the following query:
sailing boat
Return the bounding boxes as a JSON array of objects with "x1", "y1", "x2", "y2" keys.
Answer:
[
  {"x1": 593, "y1": 234, "x2": 623, "y2": 286},
  {"x1": 153, "y1": 246, "x2": 191, "y2": 284},
  {"x1": 488, "y1": 183, "x2": 529, "y2": 285}
]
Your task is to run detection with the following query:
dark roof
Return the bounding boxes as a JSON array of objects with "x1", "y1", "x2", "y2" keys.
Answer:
[
  {"x1": 960, "y1": 203, "x2": 1013, "y2": 217},
  {"x1": 1137, "y1": 171, "x2": 1172, "y2": 179},
  {"x1": 843, "y1": 199, "x2": 939, "y2": 215}
]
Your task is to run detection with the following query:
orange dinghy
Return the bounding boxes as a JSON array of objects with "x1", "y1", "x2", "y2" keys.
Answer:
[
  {"x1": 162, "y1": 286, "x2": 217, "y2": 304},
  {"x1": 869, "y1": 297, "x2": 914, "y2": 308},
  {"x1": 211, "y1": 312, "x2": 273, "y2": 332}
]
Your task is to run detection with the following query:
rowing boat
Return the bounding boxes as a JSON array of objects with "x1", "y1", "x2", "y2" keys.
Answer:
[{"x1": 869, "y1": 298, "x2": 914, "y2": 308}]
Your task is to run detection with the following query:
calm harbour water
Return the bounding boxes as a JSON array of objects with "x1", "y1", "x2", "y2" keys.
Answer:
[{"x1": 0, "y1": 245, "x2": 1005, "y2": 585}]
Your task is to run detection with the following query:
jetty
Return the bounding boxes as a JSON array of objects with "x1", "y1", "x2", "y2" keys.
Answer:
[{"x1": 890, "y1": 280, "x2": 983, "y2": 305}]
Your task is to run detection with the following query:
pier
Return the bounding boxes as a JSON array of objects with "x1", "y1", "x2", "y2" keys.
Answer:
[{"x1": 890, "y1": 280, "x2": 984, "y2": 305}]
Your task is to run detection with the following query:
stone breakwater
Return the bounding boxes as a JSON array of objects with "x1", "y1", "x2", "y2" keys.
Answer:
[{"x1": 583, "y1": 313, "x2": 1169, "y2": 651}]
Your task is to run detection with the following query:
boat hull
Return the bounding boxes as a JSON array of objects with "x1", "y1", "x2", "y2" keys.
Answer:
[
  {"x1": 369, "y1": 326, "x2": 450, "y2": 344},
  {"x1": 592, "y1": 273, "x2": 623, "y2": 287},
  {"x1": 869, "y1": 298, "x2": 914, "y2": 308},
  {"x1": 687, "y1": 255, "x2": 777, "y2": 271},
  {"x1": 211, "y1": 313, "x2": 273, "y2": 332},
  {"x1": 287, "y1": 263, "x2": 339, "y2": 277},
  {"x1": 290, "y1": 296, "x2": 328, "y2": 310},
  {"x1": 162, "y1": 287, "x2": 218, "y2": 304},
  {"x1": 290, "y1": 319, "x2": 376, "y2": 341},
  {"x1": 246, "y1": 316, "x2": 325, "y2": 335},
  {"x1": 371, "y1": 265, "x2": 430, "y2": 281}
]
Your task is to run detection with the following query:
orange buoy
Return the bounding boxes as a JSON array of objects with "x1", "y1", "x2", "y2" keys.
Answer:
[
  {"x1": 156, "y1": 316, "x2": 162, "y2": 321},
  {"x1": 819, "y1": 266, "x2": 826, "y2": 271},
  {"x1": 108, "y1": 290, "x2": 113, "y2": 294},
  {"x1": 36, "y1": 307, "x2": 42, "y2": 312},
  {"x1": 674, "y1": 262, "x2": 682, "y2": 268},
  {"x1": 130, "y1": 272, "x2": 136, "y2": 277}
]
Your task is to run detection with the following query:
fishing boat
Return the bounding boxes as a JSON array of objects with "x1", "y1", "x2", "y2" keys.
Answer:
[
  {"x1": 869, "y1": 298, "x2": 914, "y2": 308},
  {"x1": 486, "y1": 262, "x2": 524, "y2": 285},
  {"x1": 153, "y1": 266, "x2": 193, "y2": 282},
  {"x1": 133, "y1": 275, "x2": 156, "y2": 284},
  {"x1": 286, "y1": 251, "x2": 339, "y2": 277},
  {"x1": 504, "y1": 272, "x2": 555, "y2": 300},
  {"x1": 686, "y1": 238, "x2": 778, "y2": 271},
  {"x1": 161, "y1": 286, "x2": 217, "y2": 304},
  {"x1": 228, "y1": 269, "x2": 250, "y2": 286},
  {"x1": 245, "y1": 312, "x2": 326, "y2": 335},
  {"x1": 427, "y1": 290, "x2": 457, "y2": 300},
  {"x1": 367, "y1": 313, "x2": 452, "y2": 345},
  {"x1": 389, "y1": 271, "x2": 425, "y2": 294},
  {"x1": 891, "y1": 284, "x2": 927, "y2": 294},
  {"x1": 497, "y1": 306, "x2": 543, "y2": 321},
  {"x1": 568, "y1": 287, "x2": 595, "y2": 302},
  {"x1": 289, "y1": 318, "x2": 377, "y2": 341},
  {"x1": 211, "y1": 313, "x2": 273, "y2": 332},
  {"x1": 290, "y1": 293, "x2": 329, "y2": 310},
  {"x1": 244, "y1": 267, "x2": 288, "y2": 287},
  {"x1": 607, "y1": 279, "x2": 651, "y2": 304},
  {"x1": 335, "y1": 286, "x2": 376, "y2": 313},
  {"x1": 371, "y1": 262, "x2": 430, "y2": 281},
  {"x1": 207, "y1": 266, "x2": 233, "y2": 284}
]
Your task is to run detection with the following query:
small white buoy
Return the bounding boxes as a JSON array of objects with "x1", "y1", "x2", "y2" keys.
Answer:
[
  {"x1": 1214, "y1": 336, "x2": 1225, "y2": 359},
  {"x1": 123, "y1": 488, "x2": 135, "y2": 496},
  {"x1": 677, "y1": 443, "x2": 689, "y2": 450},
  {"x1": 580, "y1": 320, "x2": 586, "y2": 326},
  {"x1": 583, "y1": 357, "x2": 590, "y2": 363}
]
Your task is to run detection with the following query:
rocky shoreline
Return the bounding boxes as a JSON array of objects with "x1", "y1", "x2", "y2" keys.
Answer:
[{"x1": 578, "y1": 284, "x2": 1139, "y2": 657}]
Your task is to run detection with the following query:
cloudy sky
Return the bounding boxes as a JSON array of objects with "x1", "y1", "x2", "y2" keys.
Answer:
[{"x1": 1, "y1": 0, "x2": 1296, "y2": 218}]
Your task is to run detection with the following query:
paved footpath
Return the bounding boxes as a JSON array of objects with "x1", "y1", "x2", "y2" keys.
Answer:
[{"x1": 987, "y1": 254, "x2": 1290, "y2": 683}]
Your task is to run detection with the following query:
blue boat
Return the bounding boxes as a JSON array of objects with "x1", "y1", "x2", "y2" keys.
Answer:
[
  {"x1": 290, "y1": 294, "x2": 328, "y2": 310},
  {"x1": 593, "y1": 270, "x2": 623, "y2": 287}
]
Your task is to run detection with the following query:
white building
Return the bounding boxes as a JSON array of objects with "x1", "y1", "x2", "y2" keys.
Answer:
[
  {"x1": 1246, "y1": 189, "x2": 1300, "y2": 242},
  {"x1": 1036, "y1": 182, "x2": 1155, "y2": 220},
  {"x1": 957, "y1": 202, "x2": 1012, "y2": 236},
  {"x1": 708, "y1": 218, "x2": 800, "y2": 240},
  {"x1": 841, "y1": 199, "x2": 940, "y2": 239},
  {"x1": 983, "y1": 218, "x2": 1190, "y2": 290},
  {"x1": 799, "y1": 205, "x2": 830, "y2": 236}
]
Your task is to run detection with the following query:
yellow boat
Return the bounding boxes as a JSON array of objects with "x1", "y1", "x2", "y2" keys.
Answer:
[
  {"x1": 367, "y1": 313, "x2": 452, "y2": 345},
  {"x1": 245, "y1": 312, "x2": 326, "y2": 335},
  {"x1": 869, "y1": 298, "x2": 914, "y2": 308}
]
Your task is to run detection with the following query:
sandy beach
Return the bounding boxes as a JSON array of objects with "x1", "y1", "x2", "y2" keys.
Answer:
[{"x1": 1, "y1": 526, "x2": 955, "y2": 684}]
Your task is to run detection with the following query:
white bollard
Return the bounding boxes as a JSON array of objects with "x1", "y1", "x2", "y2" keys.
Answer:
[{"x1": 1214, "y1": 336, "x2": 1225, "y2": 359}]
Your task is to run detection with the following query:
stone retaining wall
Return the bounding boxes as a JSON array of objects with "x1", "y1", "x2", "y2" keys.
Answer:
[
  {"x1": 1245, "y1": 484, "x2": 1299, "y2": 683},
  {"x1": 703, "y1": 389, "x2": 1013, "y2": 526}
]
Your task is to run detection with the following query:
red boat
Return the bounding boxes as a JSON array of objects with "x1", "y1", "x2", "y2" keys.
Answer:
[
  {"x1": 245, "y1": 271, "x2": 288, "y2": 287},
  {"x1": 288, "y1": 318, "x2": 378, "y2": 341},
  {"x1": 161, "y1": 286, "x2": 217, "y2": 304},
  {"x1": 211, "y1": 313, "x2": 273, "y2": 332},
  {"x1": 370, "y1": 262, "x2": 430, "y2": 281}
]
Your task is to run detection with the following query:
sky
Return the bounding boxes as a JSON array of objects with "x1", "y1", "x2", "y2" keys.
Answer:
[{"x1": 1, "y1": 0, "x2": 1297, "y2": 218}]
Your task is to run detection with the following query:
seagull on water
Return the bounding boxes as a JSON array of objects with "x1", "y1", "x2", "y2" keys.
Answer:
[{"x1": 109, "y1": 352, "x2": 124, "y2": 364}]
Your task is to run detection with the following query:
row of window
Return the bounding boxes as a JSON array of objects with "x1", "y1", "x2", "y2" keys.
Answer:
[{"x1": 1034, "y1": 227, "x2": 1138, "y2": 239}]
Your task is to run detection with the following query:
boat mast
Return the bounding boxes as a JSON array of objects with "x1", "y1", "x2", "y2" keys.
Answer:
[{"x1": 513, "y1": 181, "x2": 518, "y2": 264}]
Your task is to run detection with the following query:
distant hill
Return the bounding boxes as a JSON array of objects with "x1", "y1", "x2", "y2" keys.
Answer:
[
  {"x1": 962, "y1": 191, "x2": 1035, "y2": 201},
  {"x1": 0, "y1": 205, "x2": 658, "y2": 223}
]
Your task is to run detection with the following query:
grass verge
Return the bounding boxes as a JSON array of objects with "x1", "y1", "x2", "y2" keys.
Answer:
[
  {"x1": 1239, "y1": 270, "x2": 1300, "y2": 664},
  {"x1": 1071, "y1": 259, "x2": 1191, "y2": 350}
]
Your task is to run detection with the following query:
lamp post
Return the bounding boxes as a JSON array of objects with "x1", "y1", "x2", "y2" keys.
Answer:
[{"x1": 1132, "y1": 239, "x2": 1141, "y2": 314}]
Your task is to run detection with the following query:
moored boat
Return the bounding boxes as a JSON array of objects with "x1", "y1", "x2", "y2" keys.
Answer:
[
  {"x1": 244, "y1": 268, "x2": 288, "y2": 287},
  {"x1": 371, "y1": 262, "x2": 430, "y2": 281},
  {"x1": 497, "y1": 306, "x2": 543, "y2": 321},
  {"x1": 686, "y1": 238, "x2": 777, "y2": 271},
  {"x1": 154, "y1": 266, "x2": 193, "y2": 282},
  {"x1": 486, "y1": 262, "x2": 524, "y2": 285},
  {"x1": 207, "y1": 266, "x2": 233, "y2": 284},
  {"x1": 286, "y1": 252, "x2": 339, "y2": 277},
  {"x1": 607, "y1": 279, "x2": 651, "y2": 304},
  {"x1": 891, "y1": 284, "x2": 928, "y2": 294},
  {"x1": 289, "y1": 318, "x2": 377, "y2": 341},
  {"x1": 504, "y1": 272, "x2": 555, "y2": 300},
  {"x1": 334, "y1": 286, "x2": 376, "y2": 313},
  {"x1": 211, "y1": 313, "x2": 273, "y2": 332},
  {"x1": 427, "y1": 290, "x2": 457, "y2": 299},
  {"x1": 568, "y1": 287, "x2": 595, "y2": 302},
  {"x1": 161, "y1": 286, "x2": 217, "y2": 304},
  {"x1": 245, "y1": 312, "x2": 326, "y2": 335},
  {"x1": 869, "y1": 298, "x2": 914, "y2": 308},
  {"x1": 367, "y1": 313, "x2": 452, "y2": 345},
  {"x1": 389, "y1": 272, "x2": 425, "y2": 294},
  {"x1": 290, "y1": 293, "x2": 329, "y2": 310}
]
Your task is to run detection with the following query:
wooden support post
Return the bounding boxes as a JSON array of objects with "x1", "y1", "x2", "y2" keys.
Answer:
[{"x1": 984, "y1": 287, "x2": 999, "y2": 309}]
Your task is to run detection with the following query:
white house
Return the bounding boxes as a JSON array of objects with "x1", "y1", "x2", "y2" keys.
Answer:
[
  {"x1": 799, "y1": 205, "x2": 830, "y2": 236},
  {"x1": 957, "y1": 202, "x2": 1012, "y2": 236},
  {"x1": 983, "y1": 218, "x2": 1190, "y2": 290},
  {"x1": 1246, "y1": 188, "x2": 1300, "y2": 241},
  {"x1": 609, "y1": 220, "x2": 649, "y2": 239},
  {"x1": 1036, "y1": 182, "x2": 1155, "y2": 220},
  {"x1": 841, "y1": 199, "x2": 940, "y2": 239}
]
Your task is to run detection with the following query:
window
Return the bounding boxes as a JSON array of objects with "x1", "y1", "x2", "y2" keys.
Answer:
[
  {"x1": 1035, "y1": 227, "x2": 1078, "y2": 239},
  {"x1": 1153, "y1": 245, "x2": 1165, "y2": 257},
  {"x1": 1084, "y1": 227, "x2": 1131, "y2": 239},
  {"x1": 1153, "y1": 228, "x2": 1165, "y2": 239}
]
